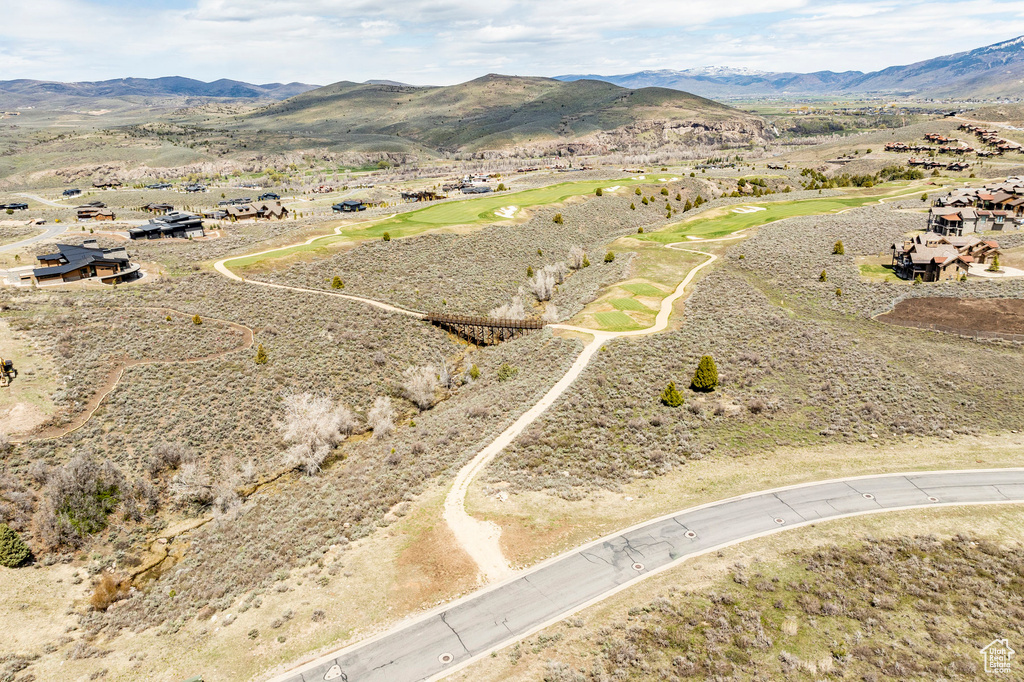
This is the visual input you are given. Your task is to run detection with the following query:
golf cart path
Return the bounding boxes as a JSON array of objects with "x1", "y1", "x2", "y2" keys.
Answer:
[{"x1": 267, "y1": 468, "x2": 1024, "y2": 682}]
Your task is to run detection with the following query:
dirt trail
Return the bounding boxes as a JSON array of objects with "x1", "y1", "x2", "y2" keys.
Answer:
[{"x1": 18, "y1": 307, "x2": 253, "y2": 444}]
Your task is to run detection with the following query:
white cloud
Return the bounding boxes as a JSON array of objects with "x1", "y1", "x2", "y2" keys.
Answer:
[{"x1": 1, "y1": 0, "x2": 1024, "y2": 85}]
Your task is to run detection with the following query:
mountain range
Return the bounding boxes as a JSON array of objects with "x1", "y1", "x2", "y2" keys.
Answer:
[
  {"x1": 556, "y1": 36, "x2": 1024, "y2": 100},
  {"x1": 0, "y1": 77, "x2": 319, "y2": 107}
]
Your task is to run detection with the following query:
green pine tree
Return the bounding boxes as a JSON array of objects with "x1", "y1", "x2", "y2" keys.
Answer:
[
  {"x1": 595, "y1": 187, "x2": 603, "y2": 196},
  {"x1": 382, "y1": 232, "x2": 391, "y2": 241},
  {"x1": 630, "y1": 203, "x2": 636, "y2": 210},
  {"x1": 604, "y1": 252, "x2": 615, "y2": 263},
  {"x1": 254, "y1": 344, "x2": 269, "y2": 365},
  {"x1": 192, "y1": 314, "x2": 202, "y2": 325},
  {"x1": 0, "y1": 523, "x2": 30, "y2": 568},
  {"x1": 683, "y1": 199, "x2": 693, "y2": 211},
  {"x1": 833, "y1": 240, "x2": 845, "y2": 255},
  {"x1": 691, "y1": 355, "x2": 719, "y2": 392},
  {"x1": 660, "y1": 381, "x2": 684, "y2": 407},
  {"x1": 552, "y1": 213, "x2": 564, "y2": 224},
  {"x1": 582, "y1": 255, "x2": 591, "y2": 268},
  {"x1": 819, "y1": 270, "x2": 828, "y2": 282},
  {"x1": 331, "y1": 276, "x2": 344, "y2": 289},
  {"x1": 635, "y1": 187, "x2": 642, "y2": 195}
]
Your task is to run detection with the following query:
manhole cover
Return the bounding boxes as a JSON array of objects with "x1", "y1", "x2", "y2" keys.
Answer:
[
  {"x1": 774, "y1": 518, "x2": 785, "y2": 525},
  {"x1": 632, "y1": 562, "x2": 645, "y2": 571},
  {"x1": 438, "y1": 653, "x2": 455, "y2": 665},
  {"x1": 928, "y1": 496, "x2": 939, "y2": 502},
  {"x1": 323, "y1": 664, "x2": 345, "y2": 681},
  {"x1": 685, "y1": 530, "x2": 697, "y2": 539},
  {"x1": 863, "y1": 493, "x2": 875, "y2": 500}
]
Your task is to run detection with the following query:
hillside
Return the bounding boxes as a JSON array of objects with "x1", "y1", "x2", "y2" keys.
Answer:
[
  {"x1": 237, "y1": 74, "x2": 768, "y2": 153},
  {"x1": 0, "y1": 77, "x2": 318, "y2": 108},
  {"x1": 556, "y1": 35, "x2": 1024, "y2": 99}
]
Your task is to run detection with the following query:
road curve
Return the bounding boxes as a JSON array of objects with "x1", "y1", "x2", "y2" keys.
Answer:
[
  {"x1": 267, "y1": 468, "x2": 1024, "y2": 682},
  {"x1": 0, "y1": 221, "x2": 67, "y2": 253}
]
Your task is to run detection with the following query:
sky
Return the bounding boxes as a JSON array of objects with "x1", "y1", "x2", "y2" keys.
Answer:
[{"x1": 3, "y1": 0, "x2": 1024, "y2": 85}]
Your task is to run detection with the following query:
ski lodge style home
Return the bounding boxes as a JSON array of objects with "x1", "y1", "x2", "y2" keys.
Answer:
[
  {"x1": 891, "y1": 233, "x2": 999, "y2": 282},
  {"x1": 24, "y1": 240, "x2": 139, "y2": 285}
]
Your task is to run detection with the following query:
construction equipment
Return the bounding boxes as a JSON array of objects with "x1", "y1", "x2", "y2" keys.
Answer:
[{"x1": 0, "y1": 358, "x2": 15, "y2": 387}]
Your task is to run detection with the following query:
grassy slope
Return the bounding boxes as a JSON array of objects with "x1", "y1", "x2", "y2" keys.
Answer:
[{"x1": 239, "y1": 75, "x2": 750, "y2": 151}]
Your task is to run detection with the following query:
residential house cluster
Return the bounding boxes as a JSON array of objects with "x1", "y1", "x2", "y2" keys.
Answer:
[
  {"x1": 928, "y1": 177, "x2": 1024, "y2": 235},
  {"x1": 891, "y1": 233, "x2": 999, "y2": 282},
  {"x1": 958, "y1": 123, "x2": 1023, "y2": 156}
]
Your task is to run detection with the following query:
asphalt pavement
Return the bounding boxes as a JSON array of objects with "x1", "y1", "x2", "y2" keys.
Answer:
[{"x1": 268, "y1": 469, "x2": 1024, "y2": 682}]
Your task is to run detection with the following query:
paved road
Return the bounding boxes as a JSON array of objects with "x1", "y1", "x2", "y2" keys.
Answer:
[
  {"x1": 268, "y1": 469, "x2": 1024, "y2": 682},
  {"x1": 15, "y1": 192, "x2": 67, "y2": 208},
  {"x1": 0, "y1": 221, "x2": 67, "y2": 253}
]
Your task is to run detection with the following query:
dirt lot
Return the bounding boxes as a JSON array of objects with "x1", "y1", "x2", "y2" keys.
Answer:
[{"x1": 877, "y1": 296, "x2": 1024, "y2": 336}]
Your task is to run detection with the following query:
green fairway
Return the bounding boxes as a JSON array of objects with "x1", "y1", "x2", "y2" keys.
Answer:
[
  {"x1": 594, "y1": 311, "x2": 643, "y2": 330},
  {"x1": 610, "y1": 297, "x2": 655, "y2": 312},
  {"x1": 620, "y1": 282, "x2": 666, "y2": 297},
  {"x1": 639, "y1": 186, "x2": 918, "y2": 243},
  {"x1": 224, "y1": 176, "x2": 643, "y2": 270}
]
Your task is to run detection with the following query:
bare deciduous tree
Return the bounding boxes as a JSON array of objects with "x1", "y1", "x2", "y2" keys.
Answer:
[
  {"x1": 542, "y1": 303, "x2": 560, "y2": 323},
  {"x1": 403, "y1": 365, "x2": 438, "y2": 409},
  {"x1": 170, "y1": 462, "x2": 213, "y2": 508},
  {"x1": 569, "y1": 246, "x2": 586, "y2": 270},
  {"x1": 367, "y1": 396, "x2": 395, "y2": 440},
  {"x1": 278, "y1": 393, "x2": 356, "y2": 475},
  {"x1": 531, "y1": 268, "x2": 556, "y2": 301},
  {"x1": 490, "y1": 287, "x2": 527, "y2": 320}
]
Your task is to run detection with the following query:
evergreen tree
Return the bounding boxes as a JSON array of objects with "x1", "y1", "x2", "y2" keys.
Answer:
[
  {"x1": 552, "y1": 213, "x2": 564, "y2": 224},
  {"x1": 832, "y1": 240, "x2": 845, "y2": 255},
  {"x1": 819, "y1": 270, "x2": 828, "y2": 282},
  {"x1": 595, "y1": 187, "x2": 603, "y2": 196},
  {"x1": 683, "y1": 199, "x2": 693, "y2": 211},
  {"x1": 604, "y1": 252, "x2": 615, "y2": 263},
  {"x1": 661, "y1": 187, "x2": 669, "y2": 196},
  {"x1": 660, "y1": 381, "x2": 684, "y2": 407},
  {"x1": 382, "y1": 232, "x2": 391, "y2": 241},
  {"x1": 582, "y1": 255, "x2": 591, "y2": 268},
  {"x1": 691, "y1": 355, "x2": 719, "y2": 392},
  {"x1": 635, "y1": 187, "x2": 642, "y2": 195},
  {"x1": 331, "y1": 276, "x2": 344, "y2": 289},
  {"x1": 0, "y1": 523, "x2": 29, "y2": 568},
  {"x1": 630, "y1": 203, "x2": 636, "y2": 210},
  {"x1": 526, "y1": 265, "x2": 534, "y2": 277},
  {"x1": 254, "y1": 344, "x2": 269, "y2": 365},
  {"x1": 192, "y1": 314, "x2": 202, "y2": 325},
  {"x1": 641, "y1": 197, "x2": 649, "y2": 205},
  {"x1": 988, "y1": 254, "x2": 1001, "y2": 272}
]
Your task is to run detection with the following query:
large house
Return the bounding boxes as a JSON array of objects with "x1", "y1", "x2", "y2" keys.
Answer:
[
  {"x1": 128, "y1": 211, "x2": 205, "y2": 240},
  {"x1": 26, "y1": 240, "x2": 138, "y2": 285},
  {"x1": 224, "y1": 201, "x2": 289, "y2": 220},
  {"x1": 891, "y1": 233, "x2": 999, "y2": 282},
  {"x1": 332, "y1": 200, "x2": 367, "y2": 212}
]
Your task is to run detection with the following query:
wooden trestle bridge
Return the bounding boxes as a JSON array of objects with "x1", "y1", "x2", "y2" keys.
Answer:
[{"x1": 425, "y1": 313, "x2": 545, "y2": 345}]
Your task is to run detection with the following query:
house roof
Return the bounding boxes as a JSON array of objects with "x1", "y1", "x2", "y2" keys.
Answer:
[{"x1": 33, "y1": 242, "x2": 129, "y2": 277}]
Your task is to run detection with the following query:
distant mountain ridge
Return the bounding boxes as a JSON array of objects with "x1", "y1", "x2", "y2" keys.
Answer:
[
  {"x1": 556, "y1": 36, "x2": 1024, "y2": 99},
  {"x1": 0, "y1": 76, "x2": 319, "y2": 106}
]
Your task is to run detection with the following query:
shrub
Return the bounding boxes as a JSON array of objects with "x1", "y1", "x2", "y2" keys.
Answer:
[
  {"x1": 921, "y1": 193, "x2": 929, "y2": 202},
  {"x1": 331, "y1": 276, "x2": 344, "y2": 289},
  {"x1": 637, "y1": 227, "x2": 643, "y2": 233},
  {"x1": 192, "y1": 314, "x2": 202, "y2": 325},
  {"x1": 90, "y1": 572, "x2": 128, "y2": 611},
  {"x1": 691, "y1": 355, "x2": 719, "y2": 392},
  {"x1": 835, "y1": 287, "x2": 842, "y2": 297},
  {"x1": 660, "y1": 381, "x2": 684, "y2": 407},
  {"x1": 497, "y1": 183, "x2": 506, "y2": 191},
  {"x1": 367, "y1": 396, "x2": 395, "y2": 439},
  {"x1": 604, "y1": 252, "x2": 615, "y2": 263},
  {"x1": 37, "y1": 454, "x2": 124, "y2": 549},
  {"x1": 469, "y1": 364, "x2": 481, "y2": 380},
  {"x1": 582, "y1": 255, "x2": 590, "y2": 268},
  {"x1": 382, "y1": 232, "x2": 391, "y2": 241},
  {"x1": 832, "y1": 240, "x2": 845, "y2": 255},
  {"x1": 497, "y1": 363, "x2": 518, "y2": 382},
  {"x1": 552, "y1": 213, "x2": 563, "y2": 225},
  {"x1": 0, "y1": 523, "x2": 30, "y2": 567}
]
